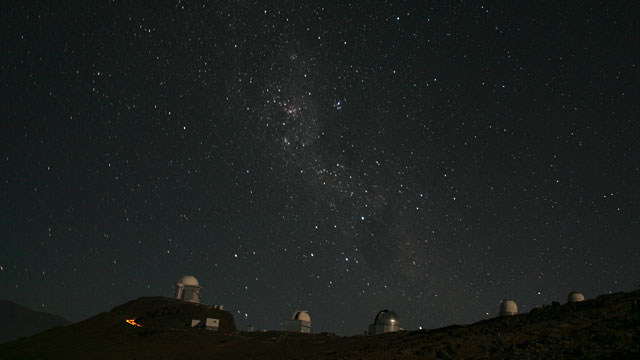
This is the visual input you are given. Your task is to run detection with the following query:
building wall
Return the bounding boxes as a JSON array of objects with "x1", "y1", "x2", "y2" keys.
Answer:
[
  {"x1": 285, "y1": 319, "x2": 311, "y2": 333},
  {"x1": 368, "y1": 323, "x2": 399, "y2": 335},
  {"x1": 182, "y1": 286, "x2": 200, "y2": 302}
]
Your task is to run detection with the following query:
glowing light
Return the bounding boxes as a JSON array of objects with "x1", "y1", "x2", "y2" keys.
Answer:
[{"x1": 125, "y1": 318, "x2": 142, "y2": 327}]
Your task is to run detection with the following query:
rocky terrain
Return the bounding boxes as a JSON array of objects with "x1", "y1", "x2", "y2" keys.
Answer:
[
  {"x1": 0, "y1": 300, "x2": 71, "y2": 342},
  {"x1": 1, "y1": 290, "x2": 639, "y2": 359}
]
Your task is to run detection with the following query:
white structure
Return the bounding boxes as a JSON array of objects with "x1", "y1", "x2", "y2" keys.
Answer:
[
  {"x1": 205, "y1": 318, "x2": 220, "y2": 330},
  {"x1": 499, "y1": 299, "x2": 518, "y2": 316},
  {"x1": 567, "y1": 291, "x2": 585, "y2": 303},
  {"x1": 284, "y1": 310, "x2": 311, "y2": 333},
  {"x1": 190, "y1": 318, "x2": 220, "y2": 330},
  {"x1": 175, "y1": 275, "x2": 201, "y2": 303},
  {"x1": 368, "y1": 309, "x2": 401, "y2": 335}
]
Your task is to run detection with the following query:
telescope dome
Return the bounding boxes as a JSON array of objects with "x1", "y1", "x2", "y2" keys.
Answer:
[
  {"x1": 567, "y1": 291, "x2": 585, "y2": 303},
  {"x1": 177, "y1": 276, "x2": 199, "y2": 287},
  {"x1": 374, "y1": 310, "x2": 399, "y2": 325},
  {"x1": 292, "y1": 310, "x2": 311, "y2": 323},
  {"x1": 499, "y1": 299, "x2": 518, "y2": 316}
]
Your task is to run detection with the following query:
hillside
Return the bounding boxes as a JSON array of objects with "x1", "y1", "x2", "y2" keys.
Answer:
[
  {"x1": 0, "y1": 300, "x2": 71, "y2": 343},
  {"x1": 0, "y1": 291, "x2": 639, "y2": 359},
  {"x1": 111, "y1": 296, "x2": 236, "y2": 332}
]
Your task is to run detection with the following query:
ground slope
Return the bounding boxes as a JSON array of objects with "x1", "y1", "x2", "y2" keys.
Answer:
[
  {"x1": 0, "y1": 300, "x2": 71, "y2": 342},
  {"x1": 0, "y1": 291, "x2": 639, "y2": 359},
  {"x1": 111, "y1": 296, "x2": 236, "y2": 332}
]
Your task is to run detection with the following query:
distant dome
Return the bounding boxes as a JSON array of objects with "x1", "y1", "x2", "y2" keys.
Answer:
[
  {"x1": 374, "y1": 310, "x2": 399, "y2": 325},
  {"x1": 177, "y1": 276, "x2": 199, "y2": 287},
  {"x1": 175, "y1": 275, "x2": 201, "y2": 303},
  {"x1": 368, "y1": 309, "x2": 401, "y2": 335},
  {"x1": 285, "y1": 310, "x2": 311, "y2": 333},
  {"x1": 499, "y1": 299, "x2": 518, "y2": 316},
  {"x1": 567, "y1": 291, "x2": 585, "y2": 303},
  {"x1": 292, "y1": 310, "x2": 311, "y2": 323}
]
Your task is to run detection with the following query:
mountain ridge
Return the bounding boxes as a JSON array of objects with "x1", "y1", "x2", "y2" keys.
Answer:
[
  {"x1": 0, "y1": 300, "x2": 72, "y2": 343},
  {"x1": 0, "y1": 290, "x2": 638, "y2": 359}
]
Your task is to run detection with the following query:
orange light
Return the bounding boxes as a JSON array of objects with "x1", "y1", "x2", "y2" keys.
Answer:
[{"x1": 125, "y1": 318, "x2": 142, "y2": 327}]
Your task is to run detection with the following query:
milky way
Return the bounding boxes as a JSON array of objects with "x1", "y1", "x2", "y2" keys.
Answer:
[{"x1": 1, "y1": 2, "x2": 639, "y2": 334}]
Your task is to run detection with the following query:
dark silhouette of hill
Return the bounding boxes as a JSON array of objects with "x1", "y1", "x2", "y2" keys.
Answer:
[
  {"x1": 1, "y1": 291, "x2": 639, "y2": 359},
  {"x1": 0, "y1": 300, "x2": 71, "y2": 342},
  {"x1": 111, "y1": 296, "x2": 236, "y2": 332}
]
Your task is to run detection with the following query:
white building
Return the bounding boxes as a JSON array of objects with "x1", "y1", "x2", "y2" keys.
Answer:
[
  {"x1": 567, "y1": 291, "x2": 585, "y2": 303},
  {"x1": 284, "y1": 310, "x2": 311, "y2": 333},
  {"x1": 499, "y1": 299, "x2": 518, "y2": 316},
  {"x1": 175, "y1": 275, "x2": 201, "y2": 303},
  {"x1": 190, "y1": 318, "x2": 220, "y2": 330},
  {"x1": 205, "y1": 318, "x2": 219, "y2": 330},
  {"x1": 368, "y1": 309, "x2": 401, "y2": 335}
]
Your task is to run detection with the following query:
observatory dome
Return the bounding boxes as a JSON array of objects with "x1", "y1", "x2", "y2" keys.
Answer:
[
  {"x1": 285, "y1": 310, "x2": 311, "y2": 333},
  {"x1": 499, "y1": 299, "x2": 518, "y2": 316},
  {"x1": 368, "y1": 309, "x2": 401, "y2": 334},
  {"x1": 292, "y1": 310, "x2": 311, "y2": 323},
  {"x1": 178, "y1": 275, "x2": 199, "y2": 287},
  {"x1": 567, "y1": 291, "x2": 585, "y2": 303},
  {"x1": 374, "y1": 310, "x2": 399, "y2": 325},
  {"x1": 175, "y1": 275, "x2": 201, "y2": 303}
]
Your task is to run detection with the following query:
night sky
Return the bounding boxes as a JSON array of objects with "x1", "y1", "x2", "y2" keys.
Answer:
[{"x1": 1, "y1": 2, "x2": 639, "y2": 335}]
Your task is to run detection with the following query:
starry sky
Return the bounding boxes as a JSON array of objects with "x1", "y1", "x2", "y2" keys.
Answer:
[{"x1": 1, "y1": 2, "x2": 639, "y2": 335}]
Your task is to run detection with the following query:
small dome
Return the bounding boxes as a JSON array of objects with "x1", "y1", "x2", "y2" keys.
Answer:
[
  {"x1": 292, "y1": 310, "x2": 310, "y2": 323},
  {"x1": 177, "y1": 275, "x2": 199, "y2": 287},
  {"x1": 374, "y1": 310, "x2": 399, "y2": 325},
  {"x1": 567, "y1": 291, "x2": 585, "y2": 303},
  {"x1": 500, "y1": 299, "x2": 518, "y2": 316}
]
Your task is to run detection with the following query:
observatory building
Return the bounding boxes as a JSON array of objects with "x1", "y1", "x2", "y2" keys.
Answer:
[
  {"x1": 284, "y1": 310, "x2": 311, "y2": 333},
  {"x1": 567, "y1": 291, "x2": 585, "y2": 303},
  {"x1": 499, "y1": 299, "x2": 518, "y2": 316},
  {"x1": 175, "y1": 275, "x2": 201, "y2": 303},
  {"x1": 368, "y1": 309, "x2": 401, "y2": 335},
  {"x1": 190, "y1": 318, "x2": 220, "y2": 331}
]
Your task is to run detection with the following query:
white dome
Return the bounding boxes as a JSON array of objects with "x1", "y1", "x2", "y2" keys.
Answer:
[
  {"x1": 567, "y1": 291, "x2": 585, "y2": 303},
  {"x1": 177, "y1": 275, "x2": 199, "y2": 287},
  {"x1": 374, "y1": 310, "x2": 399, "y2": 325},
  {"x1": 368, "y1": 309, "x2": 401, "y2": 335},
  {"x1": 292, "y1": 310, "x2": 310, "y2": 323},
  {"x1": 500, "y1": 299, "x2": 518, "y2": 316}
]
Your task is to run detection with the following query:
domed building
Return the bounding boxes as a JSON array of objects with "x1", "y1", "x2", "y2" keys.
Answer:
[
  {"x1": 499, "y1": 299, "x2": 518, "y2": 316},
  {"x1": 175, "y1": 275, "x2": 201, "y2": 303},
  {"x1": 368, "y1": 309, "x2": 401, "y2": 335},
  {"x1": 284, "y1": 310, "x2": 311, "y2": 333},
  {"x1": 567, "y1": 291, "x2": 585, "y2": 303}
]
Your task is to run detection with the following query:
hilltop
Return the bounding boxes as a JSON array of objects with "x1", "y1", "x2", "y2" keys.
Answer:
[
  {"x1": 0, "y1": 300, "x2": 71, "y2": 342},
  {"x1": 111, "y1": 296, "x2": 235, "y2": 332},
  {"x1": 1, "y1": 290, "x2": 639, "y2": 359}
]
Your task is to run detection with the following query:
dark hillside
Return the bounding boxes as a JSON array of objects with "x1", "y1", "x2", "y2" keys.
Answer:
[
  {"x1": 111, "y1": 296, "x2": 235, "y2": 332},
  {"x1": 0, "y1": 291, "x2": 638, "y2": 359},
  {"x1": 0, "y1": 300, "x2": 71, "y2": 342}
]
